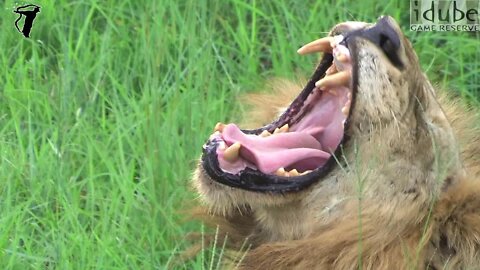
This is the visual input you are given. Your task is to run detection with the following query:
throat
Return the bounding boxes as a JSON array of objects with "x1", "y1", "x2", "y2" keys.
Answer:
[{"x1": 254, "y1": 202, "x2": 311, "y2": 241}]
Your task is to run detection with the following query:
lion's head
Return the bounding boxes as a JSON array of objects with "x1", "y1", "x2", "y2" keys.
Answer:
[{"x1": 193, "y1": 16, "x2": 465, "y2": 240}]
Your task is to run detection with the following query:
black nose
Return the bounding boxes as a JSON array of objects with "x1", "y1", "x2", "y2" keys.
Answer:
[
  {"x1": 362, "y1": 16, "x2": 404, "y2": 68},
  {"x1": 343, "y1": 16, "x2": 404, "y2": 69}
]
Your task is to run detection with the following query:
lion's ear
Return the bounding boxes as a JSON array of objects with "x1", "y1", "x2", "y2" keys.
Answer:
[{"x1": 238, "y1": 78, "x2": 304, "y2": 129}]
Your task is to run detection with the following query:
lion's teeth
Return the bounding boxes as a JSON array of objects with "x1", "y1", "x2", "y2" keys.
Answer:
[
  {"x1": 342, "y1": 100, "x2": 351, "y2": 116},
  {"x1": 223, "y1": 142, "x2": 241, "y2": 162},
  {"x1": 326, "y1": 64, "x2": 337, "y2": 75},
  {"x1": 275, "y1": 167, "x2": 286, "y2": 176},
  {"x1": 214, "y1": 122, "x2": 225, "y2": 132},
  {"x1": 315, "y1": 70, "x2": 351, "y2": 89},
  {"x1": 273, "y1": 124, "x2": 289, "y2": 134},
  {"x1": 336, "y1": 52, "x2": 348, "y2": 62},
  {"x1": 333, "y1": 35, "x2": 344, "y2": 46},
  {"x1": 289, "y1": 169, "x2": 299, "y2": 176},
  {"x1": 328, "y1": 90, "x2": 338, "y2": 96},
  {"x1": 301, "y1": 170, "x2": 312, "y2": 175},
  {"x1": 279, "y1": 124, "x2": 289, "y2": 133},
  {"x1": 275, "y1": 168, "x2": 300, "y2": 177},
  {"x1": 218, "y1": 141, "x2": 226, "y2": 150},
  {"x1": 297, "y1": 37, "x2": 333, "y2": 55},
  {"x1": 260, "y1": 130, "x2": 271, "y2": 137}
]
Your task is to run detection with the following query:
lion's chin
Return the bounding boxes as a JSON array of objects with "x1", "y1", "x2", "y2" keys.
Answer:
[{"x1": 193, "y1": 165, "x2": 303, "y2": 215}]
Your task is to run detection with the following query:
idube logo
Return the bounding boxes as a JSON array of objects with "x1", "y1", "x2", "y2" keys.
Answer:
[{"x1": 410, "y1": 0, "x2": 480, "y2": 31}]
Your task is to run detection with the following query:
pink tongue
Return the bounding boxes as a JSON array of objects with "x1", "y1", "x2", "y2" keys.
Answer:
[{"x1": 222, "y1": 124, "x2": 330, "y2": 173}]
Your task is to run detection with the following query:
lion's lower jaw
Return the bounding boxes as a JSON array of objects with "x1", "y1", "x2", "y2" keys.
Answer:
[{"x1": 193, "y1": 165, "x2": 302, "y2": 217}]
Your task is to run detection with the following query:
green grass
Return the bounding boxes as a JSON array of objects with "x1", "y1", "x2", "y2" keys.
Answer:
[{"x1": 0, "y1": 0, "x2": 479, "y2": 268}]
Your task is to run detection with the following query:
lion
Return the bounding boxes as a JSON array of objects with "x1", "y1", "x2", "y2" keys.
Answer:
[{"x1": 191, "y1": 16, "x2": 480, "y2": 269}]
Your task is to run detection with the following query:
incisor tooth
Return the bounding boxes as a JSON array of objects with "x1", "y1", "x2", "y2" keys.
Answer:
[
  {"x1": 223, "y1": 142, "x2": 241, "y2": 162},
  {"x1": 260, "y1": 130, "x2": 271, "y2": 137},
  {"x1": 289, "y1": 169, "x2": 299, "y2": 176},
  {"x1": 214, "y1": 122, "x2": 225, "y2": 132},
  {"x1": 315, "y1": 70, "x2": 351, "y2": 89},
  {"x1": 297, "y1": 37, "x2": 334, "y2": 55},
  {"x1": 275, "y1": 167, "x2": 286, "y2": 176}
]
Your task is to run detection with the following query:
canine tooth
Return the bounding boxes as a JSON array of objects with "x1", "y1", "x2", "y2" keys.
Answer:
[
  {"x1": 223, "y1": 142, "x2": 241, "y2": 162},
  {"x1": 275, "y1": 167, "x2": 286, "y2": 176},
  {"x1": 260, "y1": 130, "x2": 271, "y2": 137},
  {"x1": 214, "y1": 122, "x2": 225, "y2": 132},
  {"x1": 315, "y1": 70, "x2": 351, "y2": 89},
  {"x1": 289, "y1": 169, "x2": 300, "y2": 176},
  {"x1": 297, "y1": 37, "x2": 334, "y2": 55}
]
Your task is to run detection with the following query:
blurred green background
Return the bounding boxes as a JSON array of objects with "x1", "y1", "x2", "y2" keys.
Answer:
[{"x1": 0, "y1": 0, "x2": 478, "y2": 268}]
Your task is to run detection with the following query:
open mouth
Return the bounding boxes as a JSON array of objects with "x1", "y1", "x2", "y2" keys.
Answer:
[
  {"x1": 201, "y1": 17, "x2": 401, "y2": 193},
  {"x1": 201, "y1": 35, "x2": 355, "y2": 192}
]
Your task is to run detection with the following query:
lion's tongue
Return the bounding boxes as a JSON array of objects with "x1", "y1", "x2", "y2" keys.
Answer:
[{"x1": 222, "y1": 124, "x2": 331, "y2": 173}]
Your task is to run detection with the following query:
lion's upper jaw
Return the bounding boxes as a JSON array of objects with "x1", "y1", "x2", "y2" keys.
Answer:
[
  {"x1": 347, "y1": 35, "x2": 463, "y2": 195},
  {"x1": 193, "y1": 17, "x2": 465, "y2": 242}
]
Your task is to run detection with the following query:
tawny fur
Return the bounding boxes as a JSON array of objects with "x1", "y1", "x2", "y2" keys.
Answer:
[
  {"x1": 191, "y1": 89, "x2": 480, "y2": 270},
  {"x1": 191, "y1": 17, "x2": 480, "y2": 269}
]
